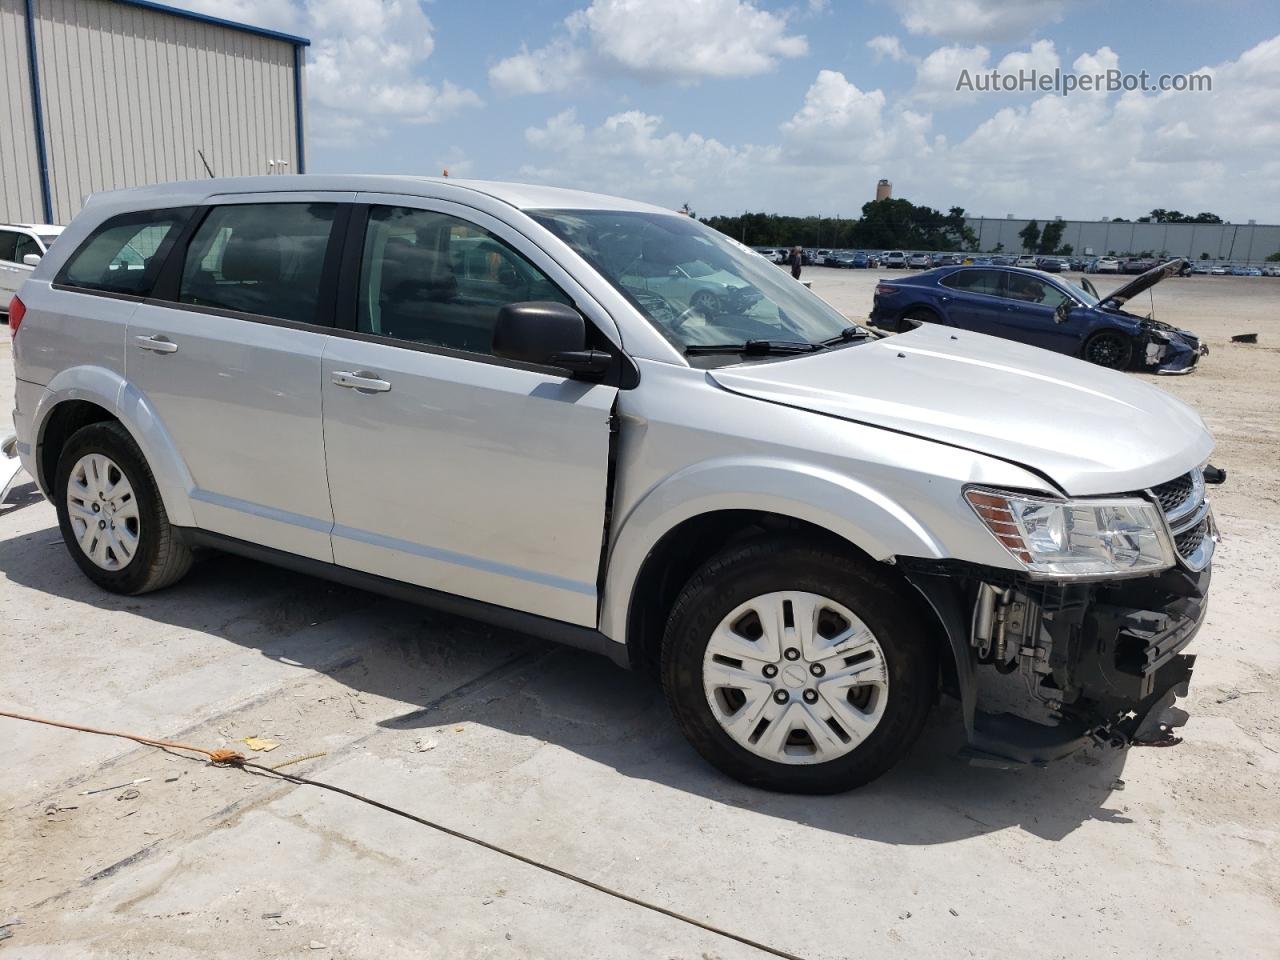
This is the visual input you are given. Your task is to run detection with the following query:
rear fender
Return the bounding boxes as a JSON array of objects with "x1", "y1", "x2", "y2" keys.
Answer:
[{"x1": 32, "y1": 366, "x2": 196, "y2": 526}]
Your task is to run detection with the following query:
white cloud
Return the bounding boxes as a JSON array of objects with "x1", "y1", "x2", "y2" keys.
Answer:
[
  {"x1": 866, "y1": 35, "x2": 913, "y2": 63},
  {"x1": 171, "y1": 0, "x2": 481, "y2": 141},
  {"x1": 912, "y1": 44, "x2": 990, "y2": 103},
  {"x1": 490, "y1": 0, "x2": 808, "y2": 94},
  {"x1": 898, "y1": 0, "x2": 1075, "y2": 42},
  {"x1": 521, "y1": 108, "x2": 779, "y2": 202},
  {"x1": 515, "y1": 36, "x2": 1280, "y2": 223}
]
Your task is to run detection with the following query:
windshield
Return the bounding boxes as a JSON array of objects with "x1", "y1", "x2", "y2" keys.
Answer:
[{"x1": 530, "y1": 209, "x2": 862, "y2": 356}]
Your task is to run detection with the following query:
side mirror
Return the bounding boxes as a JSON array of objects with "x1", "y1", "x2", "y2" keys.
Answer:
[
  {"x1": 492, "y1": 301, "x2": 611, "y2": 376},
  {"x1": 1054, "y1": 302, "x2": 1071, "y2": 323},
  {"x1": 23, "y1": 253, "x2": 41, "y2": 266}
]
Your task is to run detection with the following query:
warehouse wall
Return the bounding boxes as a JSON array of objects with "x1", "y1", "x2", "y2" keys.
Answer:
[
  {"x1": 967, "y1": 217, "x2": 1280, "y2": 264},
  {"x1": 0, "y1": 0, "x2": 303, "y2": 225},
  {"x1": 0, "y1": 0, "x2": 44, "y2": 223}
]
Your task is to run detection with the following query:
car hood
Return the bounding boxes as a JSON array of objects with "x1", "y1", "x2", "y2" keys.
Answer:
[
  {"x1": 709, "y1": 323, "x2": 1212, "y2": 495},
  {"x1": 1101, "y1": 257, "x2": 1188, "y2": 307}
]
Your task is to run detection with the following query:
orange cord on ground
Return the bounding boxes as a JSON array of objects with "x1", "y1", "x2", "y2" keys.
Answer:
[{"x1": 0, "y1": 708, "x2": 245, "y2": 765}]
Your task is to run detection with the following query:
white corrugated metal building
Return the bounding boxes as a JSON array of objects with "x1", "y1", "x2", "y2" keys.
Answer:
[{"x1": 1, "y1": 0, "x2": 308, "y2": 225}]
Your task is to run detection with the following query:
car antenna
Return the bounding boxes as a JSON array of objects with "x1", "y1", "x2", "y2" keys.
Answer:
[{"x1": 197, "y1": 149, "x2": 215, "y2": 178}]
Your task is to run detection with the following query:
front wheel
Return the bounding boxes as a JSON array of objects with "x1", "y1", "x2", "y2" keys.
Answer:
[
  {"x1": 661, "y1": 538, "x2": 936, "y2": 793},
  {"x1": 1083, "y1": 330, "x2": 1133, "y2": 369}
]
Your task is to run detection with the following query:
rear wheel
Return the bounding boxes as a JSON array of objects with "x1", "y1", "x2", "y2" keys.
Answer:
[
  {"x1": 1083, "y1": 330, "x2": 1133, "y2": 369},
  {"x1": 661, "y1": 537, "x2": 936, "y2": 793},
  {"x1": 54, "y1": 421, "x2": 192, "y2": 594}
]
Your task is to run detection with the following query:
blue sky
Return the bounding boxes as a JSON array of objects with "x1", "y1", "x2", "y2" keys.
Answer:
[{"x1": 177, "y1": 0, "x2": 1280, "y2": 221}]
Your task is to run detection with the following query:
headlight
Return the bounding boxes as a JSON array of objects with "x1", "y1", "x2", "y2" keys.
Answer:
[{"x1": 965, "y1": 487, "x2": 1175, "y2": 579}]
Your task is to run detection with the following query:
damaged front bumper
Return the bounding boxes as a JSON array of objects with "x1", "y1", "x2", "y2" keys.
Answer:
[
  {"x1": 1144, "y1": 329, "x2": 1208, "y2": 375},
  {"x1": 903, "y1": 559, "x2": 1211, "y2": 766}
]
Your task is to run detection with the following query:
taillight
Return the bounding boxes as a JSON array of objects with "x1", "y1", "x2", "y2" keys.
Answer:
[
  {"x1": 7, "y1": 295, "x2": 25, "y2": 338},
  {"x1": 874, "y1": 284, "x2": 900, "y2": 297}
]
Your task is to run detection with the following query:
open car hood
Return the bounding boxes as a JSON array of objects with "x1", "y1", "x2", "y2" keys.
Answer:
[
  {"x1": 1100, "y1": 258, "x2": 1188, "y2": 308},
  {"x1": 709, "y1": 324, "x2": 1212, "y2": 495}
]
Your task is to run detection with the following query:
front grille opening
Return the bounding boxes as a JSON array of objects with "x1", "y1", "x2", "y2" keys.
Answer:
[
  {"x1": 1151, "y1": 472, "x2": 1195, "y2": 515},
  {"x1": 1175, "y1": 521, "x2": 1207, "y2": 557}
]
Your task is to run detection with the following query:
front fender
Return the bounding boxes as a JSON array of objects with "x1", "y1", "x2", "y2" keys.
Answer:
[
  {"x1": 599, "y1": 456, "x2": 948, "y2": 641},
  {"x1": 32, "y1": 366, "x2": 196, "y2": 527}
]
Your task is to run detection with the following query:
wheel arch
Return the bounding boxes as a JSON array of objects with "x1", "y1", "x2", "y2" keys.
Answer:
[
  {"x1": 601, "y1": 459, "x2": 951, "y2": 676},
  {"x1": 32, "y1": 367, "x2": 196, "y2": 526}
]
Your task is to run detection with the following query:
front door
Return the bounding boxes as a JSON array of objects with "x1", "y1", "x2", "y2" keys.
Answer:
[
  {"x1": 321, "y1": 200, "x2": 619, "y2": 625},
  {"x1": 126, "y1": 196, "x2": 348, "y2": 560},
  {"x1": 992, "y1": 274, "x2": 1080, "y2": 354}
]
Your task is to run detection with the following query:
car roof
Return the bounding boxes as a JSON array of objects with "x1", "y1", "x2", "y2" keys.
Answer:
[{"x1": 80, "y1": 175, "x2": 677, "y2": 216}]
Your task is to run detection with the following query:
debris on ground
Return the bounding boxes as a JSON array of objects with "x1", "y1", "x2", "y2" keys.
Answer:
[
  {"x1": 1111, "y1": 778, "x2": 1126, "y2": 791},
  {"x1": 239, "y1": 736, "x2": 280, "y2": 753},
  {"x1": 1217, "y1": 689, "x2": 1263, "y2": 704},
  {"x1": 82, "y1": 777, "x2": 151, "y2": 796},
  {"x1": 1231, "y1": 333, "x2": 1258, "y2": 343},
  {"x1": 117, "y1": 789, "x2": 140, "y2": 801},
  {"x1": 412, "y1": 738, "x2": 438, "y2": 752}
]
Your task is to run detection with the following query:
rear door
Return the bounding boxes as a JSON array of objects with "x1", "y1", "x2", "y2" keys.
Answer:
[
  {"x1": 320, "y1": 198, "x2": 620, "y2": 625},
  {"x1": 937, "y1": 269, "x2": 1008, "y2": 335},
  {"x1": 126, "y1": 194, "x2": 351, "y2": 560}
]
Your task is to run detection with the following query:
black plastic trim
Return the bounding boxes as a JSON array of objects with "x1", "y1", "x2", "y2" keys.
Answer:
[{"x1": 178, "y1": 528, "x2": 631, "y2": 669}]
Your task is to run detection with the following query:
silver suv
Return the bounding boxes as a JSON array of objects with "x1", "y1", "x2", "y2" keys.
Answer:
[{"x1": 8, "y1": 176, "x2": 1220, "y2": 792}]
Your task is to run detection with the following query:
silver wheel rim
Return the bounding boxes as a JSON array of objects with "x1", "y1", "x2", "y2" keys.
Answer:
[
  {"x1": 66, "y1": 453, "x2": 140, "y2": 571},
  {"x1": 702, "y1": 591, "x2": 889, "y2": 766}
]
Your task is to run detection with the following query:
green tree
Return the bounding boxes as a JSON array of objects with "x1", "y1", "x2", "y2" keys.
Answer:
[
  {"x1": 1059, "y1": 243, "x2": 1073, "y2": 256},
  {"x1": 1019, "y1": 219, "x2": 1041, "y2": 252},
  {"x1": 1037, "y1": 221, "x2": 1065, "y2": 254},
  {"x1": 1267, "y1": 251, "x2": 1280, "y2": 262}
]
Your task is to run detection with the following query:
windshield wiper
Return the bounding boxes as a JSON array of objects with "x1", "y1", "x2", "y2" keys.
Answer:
[
  {"x1": 684, "y1": 339, "x2": 826, "y2": 356},
  {"x1": 821, "y1": 325, "x2": 875, "y2": 346}
]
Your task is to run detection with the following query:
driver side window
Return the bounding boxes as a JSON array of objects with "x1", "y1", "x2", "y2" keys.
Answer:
[
  {"x1": 1002, "y1": 273, "x2": 1070, "y2": 308},
  {"x1": 358, "y1": 206, "x2": 571, "y2": 355}
]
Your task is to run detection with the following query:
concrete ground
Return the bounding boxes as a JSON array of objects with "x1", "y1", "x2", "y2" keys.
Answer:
[{"x1": 1, "y1": 271, "x2": 1277, "y2": 959}]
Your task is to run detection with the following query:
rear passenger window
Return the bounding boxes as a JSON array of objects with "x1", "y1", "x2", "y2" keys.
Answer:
[
  {"x1": 179, "y1": 203, "x2": 336, "y2": 325},
  {"x1": 941, "y1": 269, "x2": 1004, "y2": 296},
  {"x1": 357, "y1": 206, "x2": 569, "y2": 355},
  {"x1": 57, "y1": 208, "x2": 191, "y2": 297},
  {"x1": 0, "y1": 231, "x2": 19, "y2": 263}
]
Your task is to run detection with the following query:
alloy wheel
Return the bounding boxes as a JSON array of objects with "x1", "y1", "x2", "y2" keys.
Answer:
[
  {"x1": 701, "y1": 591, "x2": 889, "y2": 765},
  {"x1": 1086, "y1": 333, "x2": 1127, "y2": 368},
  {"x1": 66, "y1": 453, "x2": 140, "y2": 570}
]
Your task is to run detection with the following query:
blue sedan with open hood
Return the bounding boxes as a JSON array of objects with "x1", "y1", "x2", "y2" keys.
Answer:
[{"x1": 869, "y1": 258, "x2": 1206, "y2": 374}]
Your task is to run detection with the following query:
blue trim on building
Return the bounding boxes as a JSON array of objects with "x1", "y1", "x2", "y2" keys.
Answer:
[
  {"x1": 115, "y1": 0, "x2": 311, "y2": 47},
  {"x1": 23, "y1": 0, "x2": 53, "y2": 223},
  {"x1": 293, "y1": 45, "x2": 306, "y2": 174}
]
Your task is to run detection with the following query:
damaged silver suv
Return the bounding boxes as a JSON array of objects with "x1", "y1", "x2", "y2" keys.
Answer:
[{"x1": 8, "y1": 176, "x2": 1220, "y2": 793}]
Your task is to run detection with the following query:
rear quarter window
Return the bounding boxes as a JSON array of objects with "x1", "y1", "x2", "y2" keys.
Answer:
[{"x1": 57, "y1": 208, "x2": 193, "y2": 297}]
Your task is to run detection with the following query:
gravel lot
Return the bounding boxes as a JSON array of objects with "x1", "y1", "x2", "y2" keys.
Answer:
[{"x1": 1, "y1": 271, "x2": 1277, "y2": 959}]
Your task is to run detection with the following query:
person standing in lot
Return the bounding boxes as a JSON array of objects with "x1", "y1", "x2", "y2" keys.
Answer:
[{"x1": 790, "y1": 245, "x2": 803, "y2": 280}]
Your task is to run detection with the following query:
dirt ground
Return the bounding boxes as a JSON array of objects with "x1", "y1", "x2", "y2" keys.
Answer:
[{"x1": 1, "y1": 270, "x2": 1277, "y2": 959}]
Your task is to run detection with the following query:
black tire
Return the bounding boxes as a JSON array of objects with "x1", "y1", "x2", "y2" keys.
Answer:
[
  {"x1": 661, "y1": 537, "x2": 937, "y2": 794},
  {"x1": 1083, "y1": 330, "x2": 1133, "y2": 369},
  {"x1": 53, "y1": 421, "x2": 192, "y2": 595}
]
